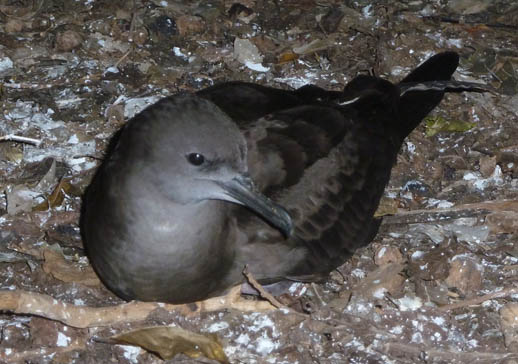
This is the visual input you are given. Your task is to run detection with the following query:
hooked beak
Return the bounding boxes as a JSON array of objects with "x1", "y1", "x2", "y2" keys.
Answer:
[{"x1": 215, "y1": 175, "x2": 293, "y2": 238}]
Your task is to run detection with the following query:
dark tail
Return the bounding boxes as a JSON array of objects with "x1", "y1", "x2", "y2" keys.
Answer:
[
  {"x1": 399, "y1": 80, "x2": 491, "y2": 96},
  {"x1": 396, "y1": 51, "x2": 491, "y2": 140}
]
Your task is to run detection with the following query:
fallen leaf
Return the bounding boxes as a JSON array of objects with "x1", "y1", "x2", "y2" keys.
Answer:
[
  {"x1": 5, "y1": 18, "x2": 24, "y2": 33},
  {"x1": 105, "y1": 103, "x2": 125, "y2": 124},
  {"x1": 277, "y1": 52, "x2": 298, "y2": 63},
  {"x1": 352, "y1": 263, "x2": 406, "y2": 299},
  {"x1": 33, "y1": 178, "x2": 73, "y2": 211},
  {"x1": 500, "y1": 304, "x2": 518, "y2": 351},
  {"x1": 374, "y1": 196, "x2": 398, "y2": 217},
  {"x1": 42, "y1": 247, "x2": 101, "y2": 287},
  {"x1": 465, "y1": 24, "x2": 492, "y2": 34},
  {"x1": 479, "y1": 155, "x2": 497, "y2": 178},
  {"x1": 415, "y1": 280, "x2": 450, "y2": 305},
  {"x1": 319, "y1": 7, "x2": 344, "y2": 33},
  {"x1": 486, "y1": 211, "x2": 518, "y2": 234},
  {"x1": 234, "y1": 37, "x2": 263, "y2": 64},
  {"x1": 56, "y1": 30, "x2": 83, "y2": 52},
  {"x1": 6, "y1": 185, "x2": 42, "y2": 215},
  {"x1": 228, "y1": 3, "x2": 255, "y2": 23},
  {"x1": 445, "y1": 254, "x2": 483, "y2": 297},
  {"x1": 109, "y1": 326, "x2": 229, "y2": 363},
  {"x1": 0, "y1": 141, "x2": 23, "y2": 163},
  {"x1": 0, "y1": 251, "x2": 29, "y2": 263},
  {"x1": 424, "y1": 116, "x2": 476, "y2": 137},
  {"x1": 176, "y1": 15, "x2": 205, "y2": 36},
  {"x1": 407, "y1": 244, "x2": 453, "y2": 281},
  {"x1": 292, "y1": 38, "x2": 331, "y2": 55},
  {"x1": 35, "y1": 159, "x2": 57, "y2": 193},
  {"x1": 373, "y1": 245, "x2": 403, "y2": 266}
]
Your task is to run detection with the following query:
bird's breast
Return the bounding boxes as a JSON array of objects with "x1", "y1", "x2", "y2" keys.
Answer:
[{"x1": 85, "y1": 181, "x2": 236, "y2": 302}]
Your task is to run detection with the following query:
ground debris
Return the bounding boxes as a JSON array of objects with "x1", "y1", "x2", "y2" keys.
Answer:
[{"x1": 0, "y1": 0, "x2": 517, "y2": 362}]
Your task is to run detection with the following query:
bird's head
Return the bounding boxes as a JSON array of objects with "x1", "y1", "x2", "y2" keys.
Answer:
[{"x1": 121, "y1": 95, "x2": 293, "y2": 237}]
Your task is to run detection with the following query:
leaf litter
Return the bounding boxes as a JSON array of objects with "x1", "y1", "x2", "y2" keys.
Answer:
[{"x1": 0, "y1": 0, "x2": 518, "y2": 363}]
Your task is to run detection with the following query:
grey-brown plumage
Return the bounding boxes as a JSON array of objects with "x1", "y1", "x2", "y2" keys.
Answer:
[{"x1": 81, "y1": 52, "x2": 489, "y2": 303}]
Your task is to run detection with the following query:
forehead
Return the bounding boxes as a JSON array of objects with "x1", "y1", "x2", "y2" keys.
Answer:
[{"x1": 152, "y1": 96, "x2": 247, "y2": 159}]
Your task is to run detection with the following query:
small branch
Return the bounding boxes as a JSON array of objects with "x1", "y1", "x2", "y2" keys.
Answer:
[
  {"x1": 382, "y1": 199, "x2": 518, "y2": 226},
  {"x1": 73, "y1": 154, "x2": 103, "y2": 161},
  {"x1": 243, "y1": 266, "x2": 284, "y2": 309},
  {"x1": 2, "y1": 82, "x2": 54, "y2": 90},
  {"x1": 311, "y1": 283, "x2": 326, "y2": 306},
  {"x1": 114, "y1": 49, "x2": 132, "y2": 68},
  {"x1": 439, "y1": 287, "x2": 518, "y2": 311},
  {"x1": 421, "y1": 15, "x2": 518, "y2": 30},
  {"x1": 382, "y1": 341, "x2": 517, "y2": 362},
  {"x1": 0, "y1": 287, "x2": 275, "y2": 329},
  {"x1": 0, "y1": 134, "x2": 42, "y2": 146}
]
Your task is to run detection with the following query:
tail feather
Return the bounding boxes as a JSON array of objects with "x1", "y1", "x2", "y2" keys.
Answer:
[
  {"x1": 395, "y1": 52, "x2": 489, "y2": 140},
  {"x1": 400, "y1": 80, "x2": 493, "y2": 96},
  {"x1": 400, "y1": 51, "x2": 459, "y2": 83}
]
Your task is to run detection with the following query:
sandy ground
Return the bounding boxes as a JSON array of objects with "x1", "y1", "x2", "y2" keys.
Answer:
[{"x1": 1, "y1": 0, "x2": 518, "y2": 363}]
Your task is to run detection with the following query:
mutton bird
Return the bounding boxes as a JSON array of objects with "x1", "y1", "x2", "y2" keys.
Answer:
[{"x1": 81, "y1": 51, "x2": 489, "y2": 303}]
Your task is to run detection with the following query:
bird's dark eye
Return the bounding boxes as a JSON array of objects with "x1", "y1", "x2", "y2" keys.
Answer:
[{"x1": 187, "y1": 153, "x2": 205, "y2": 166}]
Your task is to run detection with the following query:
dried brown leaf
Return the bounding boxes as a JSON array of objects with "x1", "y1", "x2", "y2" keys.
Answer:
[
  {"x1": 415, "y1": 280, "x2": 450, "y2": 305},
  {"x1": 35, "y1": 158, "x2": 57, "y2": 193},
  {"x1": 105, "y1": 103, "x2": 125, "y2": 124},
  {"x1": 42, "y1": 247, "x2": 101, "y2": 287},
  {"x1": 479, "y1": 155, "x2": 497, "y2": 178},
  {"x1": 33, "y1": 178, "x2": 72, "y2": 211},
  {"x1": 319, "y1": 7, "x2": 344, "y2": 33},
  {"x1": 5, "y1": 19, "x2": 24, "y2": 33},
  {"x1": 486, "y1": 211, "x2": 518, "y2": 234},
  {"x1": 353, "y1": 263, "x2": 406, "y2": 299},
  {"x1": 0, "y1": 142, "x2": 23, "y2": 163},
  {"x1": 110, "y1": 326, "x2": 229, "y2": 363},
  {"x1": 408, "y1": 245, "x2": 453, "y2": 281},
  {"x1": 373, "y1": 245, "x2": 403, "y2": 266},
  {"x1": 445, "y1": 255, "x2": 483, "y2": 297},
  {"x1": 6, "y1": 185, "x2": 40, "y2": 214},
  {"x1": 176, "y1": 15, "x2": 205, "y2": 36},
  {"x1": 278, "y1": 52, "x2": 298, "y2": 64},
  {"x1": 500, "y1": 303, "x2": 518, "y2": 350},
  {"x1": 56, "y1": 30, "x2": 83, "y2": 52},
  {"x1": 374, "y1": 196, "x2": 398, "y2": 217},
  {"x1": 292, "y1": 38, "x2": 331, "y2": 55}
]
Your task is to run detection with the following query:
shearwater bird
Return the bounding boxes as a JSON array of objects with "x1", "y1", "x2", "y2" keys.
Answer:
[{"x1": 81, "y1": 52, "x2": 489, "y2": 303}]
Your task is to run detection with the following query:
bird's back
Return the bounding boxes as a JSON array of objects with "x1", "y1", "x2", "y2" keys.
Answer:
[{"x1": 198, "y1": 52, "x2": 484, "y2": 283}]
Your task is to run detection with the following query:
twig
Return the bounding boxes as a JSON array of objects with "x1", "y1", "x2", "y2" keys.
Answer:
[
  {"x1": 333, "y1": 268, "x2": 347, "y2": 284},
  {"x1": 0, "y1": 134, "x2": 42, "y2": 146},
  {"x1": 0, "y1": 287, "x2": 274, "y2": 329},
  {"x1": 439, "y1": 287, "x2": 518, "y2": 311},
  {"x1": 73, "y1": 154, "x2": 103, "y2": 161},
  {"x1": 114, "y1": 49, "x2": 132, "y2": 68},
  {"x1": 3, "y1": 73, "x2": 102, "y2": 90},
  {"x1": 382, "y1": 199, "x2": 518, "y2": 226},
  {"x1": 130, "y1": 0, "x2": 138, "y2": 33},
  {"x1": 421, "y1": 15, "x2": 518, "y2": 30},
  {"x1": 242, "y1": 266, "x2": 284, "y2": 308},
  {"x1": 2, "y1": 82, "x2": 54, "y2": 89},
  {"x1": 311, "y1": 283, "x2": 326, "y2": 306},
  {"x1": 471, "y1": 145, "x2": 494, "y2": 156},
  {"x1": 382, "y1": 341, "x2": 518, "y2": 361}
]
